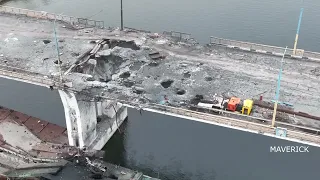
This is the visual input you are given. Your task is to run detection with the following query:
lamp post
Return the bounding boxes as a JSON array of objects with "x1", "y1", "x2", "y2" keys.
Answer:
[
  {"x1": 53, "y1": 15, "x2": 63, "y2": 84},
  {"x1": 120, "y1": 0, "x2": 123, "y2": 30},
  {"x1": 293, "y1": 2, "x2": 304, "y2": 55},
  {"x1": 271, "y1": 46, "x2": 288, "y2": 128}
]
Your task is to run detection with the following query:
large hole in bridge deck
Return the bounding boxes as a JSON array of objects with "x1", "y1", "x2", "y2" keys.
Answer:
[
  {"x1": 183, "y1": 71, "x2": 191, "y2": 78},
  {"x1": 176, "y1": 88, "x2": 186, "y2": 95},
  {"x1": 205, "y1": 77, "x2": 213, "y2": 81},
  {"x1": 75, "y1": 39, "x2": 140, "y2": 83},
  {"x1": 43, "y1": 40, "x2": 51, "y2": 44},
  {"x1": 80, "y1": 54, "x2": 125, "y2": 82},
  {"x1": 109, "y1": 40, "x2": 140, "y2": 50},
  {"x1": 161, "y1": 79, "x2": 174, "y2": 88}
]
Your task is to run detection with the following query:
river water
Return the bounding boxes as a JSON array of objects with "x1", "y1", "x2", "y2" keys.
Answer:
[
  {"x1": 2, "y1": 0, "x2": 320, "y2": 51},
  {"x1": 1, "y1": 0, "x2": 320, "y2": 180}
]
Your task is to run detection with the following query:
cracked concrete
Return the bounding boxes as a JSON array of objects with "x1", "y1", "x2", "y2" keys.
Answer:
[{"x1": 1, "y1": 13, "x2": 320, "y2": 129}]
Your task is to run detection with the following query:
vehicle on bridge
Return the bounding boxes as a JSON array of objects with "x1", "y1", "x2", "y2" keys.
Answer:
[{"x1": 191, "y1": 95, "x2": 254, "y2": 115}]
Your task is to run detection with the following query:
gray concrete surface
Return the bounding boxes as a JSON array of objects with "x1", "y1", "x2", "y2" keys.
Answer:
[
  {"x1": 0, "y1": 121, "x2": 41, "y2": 151},
  {"x1": 1, "y1": 13, "x2": 320, "y2": 129}
]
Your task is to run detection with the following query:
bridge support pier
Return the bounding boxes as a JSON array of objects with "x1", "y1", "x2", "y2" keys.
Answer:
[{"x1": 58, "y1": 90, "x2": 127, "y2": 150}]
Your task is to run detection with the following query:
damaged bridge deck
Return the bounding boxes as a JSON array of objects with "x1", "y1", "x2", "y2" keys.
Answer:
[{"x1": 1, "y1": 7, "x2": 320, "y2": 144}]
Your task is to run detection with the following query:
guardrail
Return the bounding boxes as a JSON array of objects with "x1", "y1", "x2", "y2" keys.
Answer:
[
  {"x1": 161, "y1": 33, "x2": 320, "y2": 61},
  {"x1": 147, "y1": 104, "x2": 320, "y2": 145},
  {"x1": 163, "y1": 31, "x2": 194, "y2": 42},
  {"x1": 151, "y1": 104, "x2": 320, "y2": 132},
  {"x1": 304, "y1": 50, "x2": 320, "y2": 59},
  {"x1": 0, "y1": 5, "x2": 104, "y2": 28},
  {"x1": 0, "y1": 64, "x2": 57, "y2": 87},
  {"x1": 210, "y1": 36, "x2": 295, "y2": 55},
  {"x1": 209, "y1": 36, "x2": 320, "y2": 61}
]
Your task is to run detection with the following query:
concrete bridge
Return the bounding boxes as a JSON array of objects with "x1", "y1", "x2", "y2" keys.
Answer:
[{"x1": 1, "y1": 5, "x2": 320, "y2": 153}]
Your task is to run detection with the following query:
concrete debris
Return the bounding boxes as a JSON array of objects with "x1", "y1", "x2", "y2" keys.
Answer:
[
  {"x1": 132, "y1": 86, "x2": 145, "y2": 94},
  {"x1": 88, "y1": 59, "x2": 97, "y2": 66},
  {"x1": 149, "y1": 51, "x2": 165, "y2": 60},
  {"x1": 123, "y1": 80, "x2": 134, "y2": 87},
  {"x1": 183, "y1": 71, "x2": 191, "y2": 78},
  {"x1": 97, "y1": 49, "x2": 111, "y2": 57},
  {"x1": 156, "y1": 39, "x2": 168, "y2": 44},
  {"x1": 71, "y1": 52, "x2": 80, "y2": 57},
  {"x1": 311, "y1": 67, "x2": 320, "y2": 76},
  {"x1": 148, "y1": 33, "x2": 160, "y2": 39},
  {"x1": 148, "y1": 61, "x2": 159, "y2": 67},
  {"x1": 63, "y1": 82, "x2": 73, "y2": 88},
  {"x1": 119, "y1": 71, "x2": 131, "y2": 78}
]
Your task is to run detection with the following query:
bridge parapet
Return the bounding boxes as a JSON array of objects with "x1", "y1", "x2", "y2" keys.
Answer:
[
  {"x1": 0, "y1": 5, "x2": 104, "y2": 28},
  {"x1": 0, "y1": 64, "x2": 57, "y2": 87},
  {"x1": 209, "y1": 36, "x2": 320, "y2": 61},
  {"x1": 145, "y1": 104, "x2": 320, "y2": 146},
  {"x1": 163, "y1": 31, "x2": 198, "y2": 44}
]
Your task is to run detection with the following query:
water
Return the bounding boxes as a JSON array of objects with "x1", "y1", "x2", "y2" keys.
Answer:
[
  {"x1": 2, "y1": 0, "x2": 320, "y2": 179},
  {"x1": 2, "y1": 0, "x2": 320, "y2": 52},
  {"x1": 0, "y1": 77, "x2": 65, "y2": 127},
  {"x1": 104, "y1": 108, "x2": 320, "y2": 180}
]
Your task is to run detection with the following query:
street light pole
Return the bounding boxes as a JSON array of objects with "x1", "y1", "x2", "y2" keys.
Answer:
[
  {"x1": 293, "y1": 1, "x2": 304, "y2": 55},
  {"x1": 271, "y1": 46, "x2": 288, "y2": 128},
  {"x1": 293, "y1": 7, "x2": 304, "y2": 55},
  {"x1": 120, "y1": 0, "x2": 123, "y2": 30},
  {"x1": 53, "y1": 17, "x2": 63, "y2": 84}
]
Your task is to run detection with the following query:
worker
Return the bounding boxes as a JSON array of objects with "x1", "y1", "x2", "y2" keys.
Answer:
[
  {"x1": 164, "y1": 95, "x2": 168, "y2": 102},
  {"x1": 160, "y1": 95, "x2": 169, "y2": 105}
]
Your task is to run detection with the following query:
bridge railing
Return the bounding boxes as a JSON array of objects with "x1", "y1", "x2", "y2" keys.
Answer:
[
  {"x1": 208, "y1": 36, "x2": 320, "y2": 61},
  {"x1": 163, "y1": 31, "x2": 195, "y2": 43},
  {"x1": 303, "y1": 50, "x2": 320, "y2": 59},
  {"x1": 151, "y1": 104, "x2": 320, "y2": 131},
  {"x1": 117, "y1": 97, "x2": 320, "y2": 141},
  {"x1": 77, "y1": 18, "x2": 104, "y2": 28},
  {"x1": 0, "y1": 64, "x2": 56, "y2": 86},
  {"x1": 210, "y1": 36, "x2": 298, "y2": 55},
  {"x1": 145, "y1": 104, "x2": 320, "y2": 144},
  {"x1": 0, "y1": 5, "x2": 105, "y2": 28}
]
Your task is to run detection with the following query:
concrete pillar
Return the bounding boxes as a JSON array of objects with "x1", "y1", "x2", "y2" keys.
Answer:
[
  {"x1": 59, "y1": 90, "x2": 128, "y2": 150},
  {"x1": 58, "y1": 90, "x2": 80, "y2": 147},
  {"x1": 102, "y1": 100, "x2": 123, "y2": 118},
  {"x1": 58, "y1": 90, "x2": 97, "y2": 148},
  {"x1": 77, "y1": 100, "x2": 97, "y2": 147}
]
